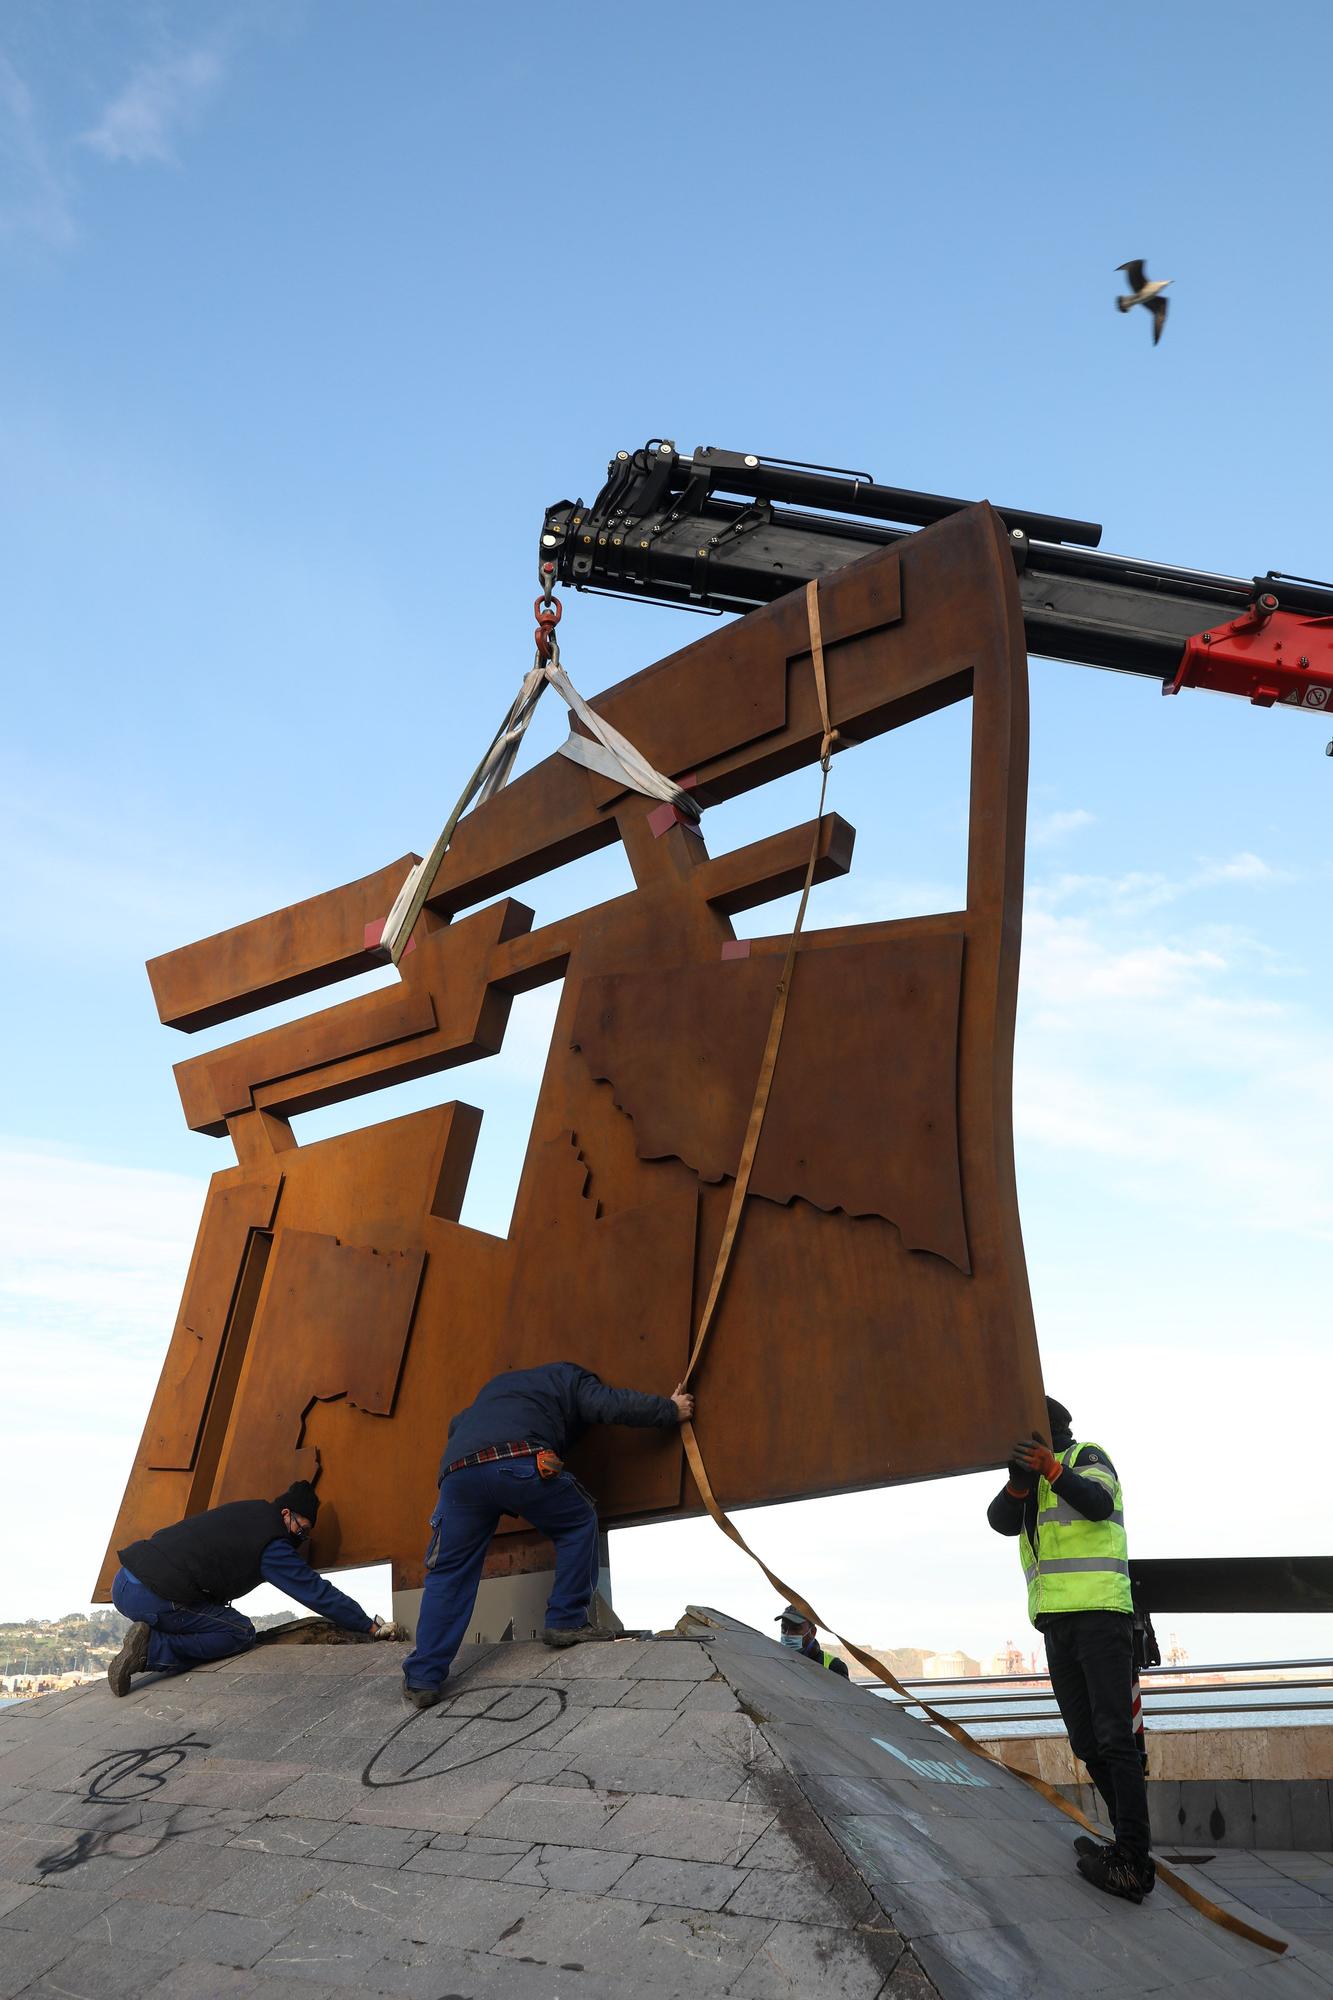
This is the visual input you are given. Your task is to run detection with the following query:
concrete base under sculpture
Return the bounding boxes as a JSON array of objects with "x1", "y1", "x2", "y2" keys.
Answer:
[
  {"x1": 0, "y1": 1607, "x2": 1330, "y2": 1998},
  {"x1": 390, "y1": 1531, "x2": 621, "y2": 1645}
]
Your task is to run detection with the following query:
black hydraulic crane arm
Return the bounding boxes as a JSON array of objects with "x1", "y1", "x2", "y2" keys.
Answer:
[{"x1": 539, "y1": 442, "x2": 1333, "y2": 727}]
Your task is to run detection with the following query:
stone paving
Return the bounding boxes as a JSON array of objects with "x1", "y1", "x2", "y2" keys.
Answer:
[{"x1": 0, "y1": 1607, "x2": 1328, "y2": 1998}]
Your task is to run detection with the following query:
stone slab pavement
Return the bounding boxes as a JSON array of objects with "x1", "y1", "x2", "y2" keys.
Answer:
[{"x1": 0, "y1": 1606, "x2": 1327, "y2": 1998}]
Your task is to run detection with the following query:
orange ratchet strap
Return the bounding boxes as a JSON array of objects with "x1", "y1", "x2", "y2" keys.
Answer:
[{"x1": 676, "y1": 583, "x2": 1286, "y2": 1959}]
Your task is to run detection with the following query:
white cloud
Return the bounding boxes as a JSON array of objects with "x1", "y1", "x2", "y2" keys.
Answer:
[
  {"x1": 1034, "y1": 849, "x2": 1291, "y2": 919},
  {"x1": 1029, "y1": 806, "x2": 1095, "y2": 847},
  {"x1": 0, "y1": 1143, "x2": 207, "y2": 1618},
  {"x1": 81, "y1": 44, "x2": 225, "y2": 167},
  {"x1": 1015, "y1": 1057, "x2": 1333, "y2": 1241},
  {"x1": 1014, "y1": 862, "x2": 1333, "y2": 1242},
  {"x1": 0, "y1": 1142, "x2": 204, "y2": 1344},
  {"x1": 0, "y1": 53, "x2": 73, "y2": 245},
  {"x1": 1024, "y1": 913, "x2": 1226, "y2": 1004},
  {"x1": 1200, "y1": 851, "x2": 1279, "y2": 885}
]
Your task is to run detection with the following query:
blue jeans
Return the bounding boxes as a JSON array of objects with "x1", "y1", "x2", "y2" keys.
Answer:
[
  {"x1": 111, "y1": 1568, "x2": 257, "y2": 1674},
  {"x1": 402, "y1": 1460, "x2": 599, "y2": 1690}
]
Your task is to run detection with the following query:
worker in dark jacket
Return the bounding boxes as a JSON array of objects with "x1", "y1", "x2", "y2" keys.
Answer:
[
  {"x1": 988, "y1": 1397, "x2": 1153, "y2": 1905},
  {"x1": 107, "y1": 1481, "x2": 390, "y2": 1695},
  {"x1": 776, "y1": 1605, "x2": 850, "y2": 1676},
  {"x1": 402, "y1": 1362, "x2": 693, "y2": 1706}
]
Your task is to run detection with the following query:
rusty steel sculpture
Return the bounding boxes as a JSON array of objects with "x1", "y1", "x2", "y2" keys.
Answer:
[{"x1": 98, "y1": 504, "x2": 1046, "y2": 1601}]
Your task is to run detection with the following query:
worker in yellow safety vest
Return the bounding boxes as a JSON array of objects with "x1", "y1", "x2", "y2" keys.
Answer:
[
  {"x1": 775, "y1": 1605, "x2": 850, "y2": 1676},
  {"x1": 987, "y1": 1396, "x2": 1154, "y2": 1905}
]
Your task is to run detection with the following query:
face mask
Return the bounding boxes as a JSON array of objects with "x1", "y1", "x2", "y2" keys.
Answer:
[
  {"x1": 287, "y1": 1530, "x2": 307, "y2": 1548},
  {"x1": 779, "y1": 1632, "x2": 803, "y2": 1648}
]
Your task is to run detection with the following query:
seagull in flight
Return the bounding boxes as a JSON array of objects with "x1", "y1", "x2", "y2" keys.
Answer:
[{"x1": 1116, "y1": 260, "x2": 1170, "y2": 344}]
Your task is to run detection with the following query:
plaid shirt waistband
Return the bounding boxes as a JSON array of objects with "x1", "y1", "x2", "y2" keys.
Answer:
[{"x1": 444, "y1": 1439, "x2": 537, "y2": 1474}]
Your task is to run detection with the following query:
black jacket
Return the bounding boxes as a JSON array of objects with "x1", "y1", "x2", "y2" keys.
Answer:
[
  {"x1": 120, "y1": 1499, "x2": 288, "y2": 1607},
  {"x1": 439, "y1": 1363, "x2": 678, "y2": 1482}
]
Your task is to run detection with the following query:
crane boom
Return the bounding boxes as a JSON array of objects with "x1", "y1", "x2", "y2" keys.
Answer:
[{"x1": 540, "y1": 442, "x2": 1333, "y2": 723}]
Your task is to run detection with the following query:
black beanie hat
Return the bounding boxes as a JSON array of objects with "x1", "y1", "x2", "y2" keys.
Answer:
[
  {"x1": 1045, "y1": 1397, "x2": 1072, "y2": 1440},
  {"x1": 275, "y1": 1480, "x2": 320, "y2": 1521}
]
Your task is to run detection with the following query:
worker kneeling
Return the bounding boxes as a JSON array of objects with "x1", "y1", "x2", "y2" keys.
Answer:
[
  {"x1": 401, "y1": 1363, "x2": 693, "y2": 1707},
  {"x1": 987, "y1": 1397, "x2": 1154, "y2": 1905},
  {"x1": 107, "y1": 1481, "x2": 392, "y2": 1694}
]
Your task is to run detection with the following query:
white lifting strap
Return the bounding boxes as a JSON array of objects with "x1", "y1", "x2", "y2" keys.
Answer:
[
  {"x1": 381, "y1": 620, "x2": 694, "y2": 966},
  {"x1": 548, "y1": 662, "x2": 698, "y2": 813}
]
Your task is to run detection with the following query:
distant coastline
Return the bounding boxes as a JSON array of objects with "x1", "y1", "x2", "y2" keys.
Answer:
[{"x1": 1, "y1": 1606, "x2": 300, "y2": 1704}]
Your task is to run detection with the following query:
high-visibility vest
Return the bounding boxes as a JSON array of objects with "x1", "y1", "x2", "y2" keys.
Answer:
[
  {"x1": 798, "y1": 1641, "x2": 840, "y2": 1671},
  {"x1": 1019, "y1": 1440, "x2": 1131, "y2": 1622}
]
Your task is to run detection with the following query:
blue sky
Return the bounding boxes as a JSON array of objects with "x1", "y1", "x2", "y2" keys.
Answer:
[{"x1": 3, "y1": 1, "x2": 1330, "y2": 1668}]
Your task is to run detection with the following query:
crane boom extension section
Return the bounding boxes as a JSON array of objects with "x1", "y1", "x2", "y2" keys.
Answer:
[{"x1": 540, "y1": 442, "x2": 1333, "y2": 720}]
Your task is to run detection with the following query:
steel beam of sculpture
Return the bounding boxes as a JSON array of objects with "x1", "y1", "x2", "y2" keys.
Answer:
[{"x1": 99, "y1": 503, "x2": 1046, "y2": 1598}]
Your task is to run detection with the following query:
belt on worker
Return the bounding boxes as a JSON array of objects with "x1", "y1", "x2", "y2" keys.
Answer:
[{"x1": 444, "y1": 1440, "x2": 564, "y2": 1478}]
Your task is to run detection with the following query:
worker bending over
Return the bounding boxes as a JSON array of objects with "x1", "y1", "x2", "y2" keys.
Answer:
[
  {"x1": 402, "y1": 1362, "x2": 692, "y2": 1707},
  {"x1": 776, "y1": 1604, "x2": 850, "y2": 1675},
  {"x1": 108, "y1": 1481, "x2": 392, "y2": 1694},
  {"x1": 988, "y1": 1396, "x2": 1154, "y2": 1904}
]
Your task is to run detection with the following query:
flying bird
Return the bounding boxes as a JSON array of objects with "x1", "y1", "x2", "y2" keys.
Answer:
[{"x1": 1116, "y1": 260, "x2": 1170, "y2": 344}]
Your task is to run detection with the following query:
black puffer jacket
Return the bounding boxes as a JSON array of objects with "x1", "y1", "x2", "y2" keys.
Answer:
[{"x1": 439, "y1": 1363, "x2": 678, "y2": 1482}]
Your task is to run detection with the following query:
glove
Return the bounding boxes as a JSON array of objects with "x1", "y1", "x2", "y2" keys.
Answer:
[
  {"x1": 1005, "y1": 1458, "x2": 1033, "y2": 1493},
  {"x1": 1011, "y1": 1437, "x2": 1062, "y2": 1484},
  {"x1": 370, "y1": 1617, "x2": 405, "y2": 1641}
]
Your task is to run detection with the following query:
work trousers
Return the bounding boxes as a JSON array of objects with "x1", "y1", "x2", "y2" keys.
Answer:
[
  {"x1": 1043, "y1": 1609, "x2": 1151, "y2": 1865},
  {"x1": 402, "y1": 1460, "x2": 599, "y2": 1690},
  {"x1": 111, "y1": 1568, "x2": 256, "y2": 1673}
]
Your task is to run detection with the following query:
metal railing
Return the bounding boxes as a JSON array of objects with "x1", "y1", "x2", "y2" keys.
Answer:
[{"x1": 855, "y1": 1658, "x2": 1333, "y2": 1730}]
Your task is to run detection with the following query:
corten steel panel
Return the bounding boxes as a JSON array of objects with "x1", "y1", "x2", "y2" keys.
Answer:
[
  {"x1": 297, "y1": 1217, "x2": 513, "y2": 1582},
  {"x1": 143, "y1": 1171, "x2": 283, "y2": 1469},
  {"x1": 694, "y1": 812, "x2": 856, "y2": 917},
  {"x1": 417, "y1": 553, "x2": 909, "y2": 917},
  {"x1": 209, "y1": 1228, "x2": 426, "y2": 1499},
  {"x1": 100, "y1": 504, "x2": 1045, "y2": 1598},
  {"x1": 210, "y1": 1128, "x2": 451, "y2": 1560},
  {"x1": 576, "y1": 604, "x2": 793, "y2": 809},
  {"x1": 493, "y1": 1134, "x2": 697, "y2": 1530},
  {"x1": 147, "y1": 855, "x2": 421, "y2": 1031},
  {"x1": 172, "y1": 898, "x2": 533, "y2": 1135},
  {"x1": 571, "y1": 934, "x2": 968, "y2": 1265},
  {"x1": 691, "y1": 1195, "x2": 1017, "y2": 1507},
  {"x1": 98, "y1": 1104, "x2": 485, "y2": 1585},
  {"x1": 93, "y1": 1167, "x2": 284, "y2": 1597}
]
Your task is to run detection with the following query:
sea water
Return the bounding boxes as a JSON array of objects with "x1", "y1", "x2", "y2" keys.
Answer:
[{"x1": 867, "y1": 1679, "x2": 1331, "y2": 1735}]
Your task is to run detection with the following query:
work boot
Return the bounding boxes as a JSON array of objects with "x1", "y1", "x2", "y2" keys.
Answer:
[
  {"x1": 542, "y1": 1625, "x2": 616, "y2": 1649},
  {"x1": 1077, "y1": 1844, "x2": 1155, "y2": 1904},
  {"x1": 402, "y1": 1682, "x2": 446, "y2": 1710},
  {"x1": 1073, "y1": 1834, "x2": 1111, "y2": 1860},
  {"x1": 107, "y1": 1622, "x2": 150, "y2": 1697}
]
